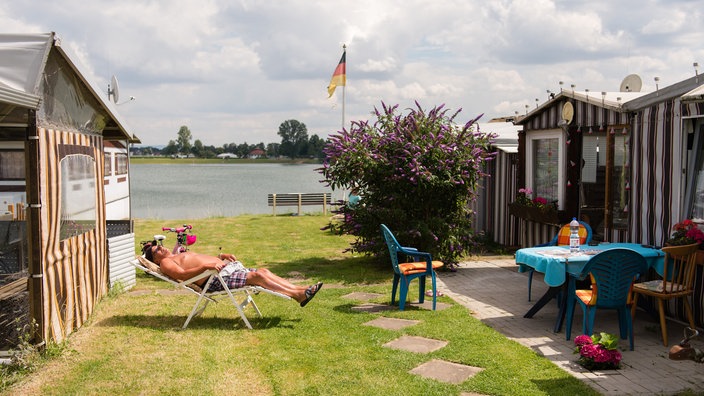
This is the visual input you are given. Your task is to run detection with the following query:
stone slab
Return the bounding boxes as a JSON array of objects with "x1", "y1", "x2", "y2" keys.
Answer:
[
  {"x1": 350, "y1": 303, "x2": 396, "y2": 313},
  {"x1": 383, "y1": 335, "x2": 448, "y2": 353},
  {"x1": 342, "y1": 292, "x2": 384, "y2": 300},
  {"x1": 363, "y1": 317, "x2": 421, "y2": 330},
  {"x1": 406, "y1": 301, "x2": 452, "y2": 311},
  {"x1": 409, "y1": 359, "x2": 484, "y2": 384}
]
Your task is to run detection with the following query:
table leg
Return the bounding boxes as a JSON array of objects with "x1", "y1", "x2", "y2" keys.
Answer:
[
  {"x1": 553, "y1": 284, "x2": 569, "y2": 333},
  {"x1": 524, "y1": 286, "x2": 562, "y2": 318},
  {"x1": 524, "y1": 285, "x2": 569, "y2": 333}
]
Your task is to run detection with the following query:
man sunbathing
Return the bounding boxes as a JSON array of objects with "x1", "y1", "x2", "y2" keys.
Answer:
[{"x1": 142, "y1": 241, "x2": 322, "y2": 307}]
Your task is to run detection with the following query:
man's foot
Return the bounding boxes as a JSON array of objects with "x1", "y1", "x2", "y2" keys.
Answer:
[{"x1": 300, "y1": 282, "x2": 323, "y2": 307}]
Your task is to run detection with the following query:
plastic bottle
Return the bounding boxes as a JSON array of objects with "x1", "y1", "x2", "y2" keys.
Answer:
[{"x1": 569, "y1": 217, "x2": 580, "y2": 253}]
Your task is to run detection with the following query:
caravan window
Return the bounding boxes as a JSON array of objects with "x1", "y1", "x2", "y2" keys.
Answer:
[
  {"x1": 60, "y1": 154, "x2": 96, "y2": 239},
  {"x1": 526, "y1": 130, "x2": 564, "y2": 209},
  {"x1": 115, "y1": 153, "x2": 128, "y2": 175}
]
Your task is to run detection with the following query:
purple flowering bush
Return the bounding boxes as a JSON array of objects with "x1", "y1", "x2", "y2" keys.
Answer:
[
  {"x1": 574, "y1": 333, "x2": 622, "y2": 370},
  {"x1": 319, "y1": 102, "x2": 495, "y2": 266}
]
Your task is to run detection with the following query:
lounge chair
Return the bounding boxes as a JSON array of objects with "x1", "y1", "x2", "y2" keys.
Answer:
[{"x1": 131, "y1": 256, "x2": 291, "y2": 329}]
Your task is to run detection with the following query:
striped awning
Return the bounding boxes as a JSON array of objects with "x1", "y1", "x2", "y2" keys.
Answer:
[{"x1": 682, "y1": 84, "x2": 704, "y2": 103}]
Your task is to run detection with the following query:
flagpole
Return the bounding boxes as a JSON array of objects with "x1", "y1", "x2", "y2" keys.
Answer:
[{"x1": 341, "y1": 44, "x2": 346, "y2": 131}]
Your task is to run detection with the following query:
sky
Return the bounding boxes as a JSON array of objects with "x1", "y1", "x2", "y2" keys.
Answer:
[{"x1": 1, "y1": 0, "x2": 703, "y2": 147}]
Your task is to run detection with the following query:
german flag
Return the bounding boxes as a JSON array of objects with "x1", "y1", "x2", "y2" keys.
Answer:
[{"x1": 327, "y1": 50, "x2": 346, "y2": 97}]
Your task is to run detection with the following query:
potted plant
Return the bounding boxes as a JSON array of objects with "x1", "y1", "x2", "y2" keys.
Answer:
[
  {"x1": 666, "y1": 219, "x2": 704, "y2": 264},
  {"x1": 574, "y1": 333, "x2": 622, "y2": 370},
  {"x1": 508, "y1": 187, "x2": 560, "y2": 225}
]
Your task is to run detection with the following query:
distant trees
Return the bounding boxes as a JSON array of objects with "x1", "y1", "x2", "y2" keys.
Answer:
[
  {"x1": 133, "y1": 121, "x2": 328, "y2": 159},
  {"x1": 177, "y1": 126, "x2": 192, "y2": 155},
  {"x1": 278, "y1": 119, "x2": 309, "y2": 159}
]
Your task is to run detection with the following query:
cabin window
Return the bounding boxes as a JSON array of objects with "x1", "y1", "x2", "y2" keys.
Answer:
[
  {"x1": 687, "y1": 120, "x2": 704, "y2": 221},
  {"x1": 115, "y1": 153, "x2": 128, "y2": 175},
  {"x1": 60, "y1": 154, "x2": 96, "y2": 239},
  {"x1": 0, "y1": 150, "x2": 25, "y2": 180},
  {"x1": 526, "y1": 130, "x2": 564, "y2": 209},
  {"x1": 104, "y1": 152, "x2": 112, "y2": 177},
  {"x1": 611, "y1": 132, "x2": 630, "y2": 228}
]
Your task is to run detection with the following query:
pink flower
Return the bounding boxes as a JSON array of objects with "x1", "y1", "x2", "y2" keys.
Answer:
[
  {"x1": 533, "y1": 197, "x2": 548, "y2": 205},
  {"x1": 592, "y1": 347, "x2": 611, "y2": 363},
  {"x1": 574, "y1": 335, "x2": 593, "y2": 347},
  {"x1": 579, "y1": 344, "x2": 600, "y2": 359},
  {"x1": 607, "y1": 349, "x2": 622, "y2": 364}
]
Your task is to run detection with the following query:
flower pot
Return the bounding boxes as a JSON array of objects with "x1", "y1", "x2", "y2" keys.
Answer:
[{"x1": 508, "y1": 202, "x2": 560, "y2": 225}]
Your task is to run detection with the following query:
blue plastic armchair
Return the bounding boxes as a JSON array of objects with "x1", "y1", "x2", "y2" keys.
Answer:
[
  {"x1": 380, "y1": 224, "x2": 444, "y2": 310},
  {"x1": 527, "y1": 220, "x2": 592, "y2": 301},
  {"x1": 565, "y1": 248, "x2": 647, "y2": 351}
]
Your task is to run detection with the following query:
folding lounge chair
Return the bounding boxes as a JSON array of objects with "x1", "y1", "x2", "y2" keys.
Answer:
[{"x1": 131, "y1": 256, "x2": 291, "y2": 329}]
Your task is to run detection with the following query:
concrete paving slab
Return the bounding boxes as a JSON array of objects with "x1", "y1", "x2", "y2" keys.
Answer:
[
  {"x1": 409, "y1": 359, "x2": 484, "y2": 384},
  {"x1": 383, "y1": 335, "x2": 448, "y2": 353},
  {"x1": 350, "y1": 303, "x2": 396, "y2": 313},
  {"x1": 407, "y1": 300, "x2": 452, "y2": 311},
  {"x1": 363, "y1": 317, "x2": 421, "y2": 330},
  {"x1": 342, "y1": 292, "x2": 384, "y2": 300}
]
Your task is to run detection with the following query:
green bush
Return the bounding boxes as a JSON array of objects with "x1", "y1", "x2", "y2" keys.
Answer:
[{"x1": 319, "y1": 102, "x2": 495, "y2": 265}]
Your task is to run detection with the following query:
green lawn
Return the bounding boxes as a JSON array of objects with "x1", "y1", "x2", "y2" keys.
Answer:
[{"x1": 1, "y1": 215, "x2": 597, "y2": 395}]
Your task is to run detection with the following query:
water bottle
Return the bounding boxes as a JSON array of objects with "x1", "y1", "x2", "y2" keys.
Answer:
[{"x1": 569, "y1": 217, "x2": 580, "y2": 253}]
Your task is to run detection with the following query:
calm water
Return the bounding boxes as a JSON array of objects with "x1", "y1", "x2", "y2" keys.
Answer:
[{"x1": 130, "y1": 163, "x2": 341, "y2": 219}]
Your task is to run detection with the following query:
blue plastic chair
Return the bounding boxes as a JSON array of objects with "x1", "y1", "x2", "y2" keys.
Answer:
[
  {"x1": 565, "y1": 248, "x2": 647, "y2": 351},
  {"x1": 380, "y1": 224, "x2": 443, "y2": 310},
  {"x1": 527, "y1": 220, "x2": 592, "y2": 301}
]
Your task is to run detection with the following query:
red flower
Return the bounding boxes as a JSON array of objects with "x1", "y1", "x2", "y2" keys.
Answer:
[{"x1": 574, "y1": 335, "x2": 593, "y2": 347}]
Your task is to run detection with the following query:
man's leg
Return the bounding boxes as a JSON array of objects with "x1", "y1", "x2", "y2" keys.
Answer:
[{"x1": 245, "y1": 269, "x2": 308, "y2": 302}]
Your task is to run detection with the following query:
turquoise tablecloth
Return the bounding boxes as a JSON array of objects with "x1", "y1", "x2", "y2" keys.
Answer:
[{"x1": 516, "y1": 243, "x2": 665, "y2": 287}]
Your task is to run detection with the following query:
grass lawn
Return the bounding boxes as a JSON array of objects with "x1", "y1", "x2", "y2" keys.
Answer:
[{"x1": 2, "y1": 215, "x2": 597, "y2": 395}]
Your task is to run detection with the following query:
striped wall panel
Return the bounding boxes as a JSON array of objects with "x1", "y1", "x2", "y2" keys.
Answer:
[
  {"x1": 107, "y1": 233, "x2": 136, "y2": 290},
  {"x1": 629, "y1": 99, "x2": 686, "y2": 246},
  {"x1": 38, "y1": 128, "x2": 107, "y2": 343},
  {"x1": 490, "y1": 151, "x2": 520, "y2": 246}
]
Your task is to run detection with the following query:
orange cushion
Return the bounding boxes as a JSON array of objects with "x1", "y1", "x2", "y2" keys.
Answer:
[
  {"x1": 398, "y1": 261, "x2": 444, "y2": 275},
  {"x1": 555, "y1": 224, "x2": 589, "y2": 246},
  {"x1": 575, "y1": 289, "x2": 595, "y2": 305}
]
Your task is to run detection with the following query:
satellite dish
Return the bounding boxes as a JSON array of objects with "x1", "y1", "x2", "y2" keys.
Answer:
[
  {"x1": 619, "y1": 74, "x2": 642, "y2": 92},
  {"x1": 108, "y1": 75, "x2": 120, "y2": 103}
]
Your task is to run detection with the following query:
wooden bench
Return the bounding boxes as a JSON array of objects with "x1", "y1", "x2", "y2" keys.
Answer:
[{"x1": 267, "y1": 193, "x2": 332, "y2": 216}]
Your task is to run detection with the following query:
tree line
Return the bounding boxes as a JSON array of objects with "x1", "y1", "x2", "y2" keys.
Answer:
[{"x1": 132, "y1": 119, "x2": 327, "y2": 159}]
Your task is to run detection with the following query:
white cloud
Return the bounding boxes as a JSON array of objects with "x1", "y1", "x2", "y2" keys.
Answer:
[{"x1": 0, "y1": 0, "x2": 702, "y2": 146}]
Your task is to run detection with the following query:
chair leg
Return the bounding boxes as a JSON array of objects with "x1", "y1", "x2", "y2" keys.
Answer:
[
  {"x1": 391, "y1": 274, "x2": 400, "y2": 306},
  {"x1": 616, "y1": 307, "x2": 635, "y2": 350},
  {"x1": 630, "y1": 292, "x2": 640, "y2": 321},
  {"x1": 527, "y1": 269, "x2": 534, "y2": 301},
  {"x1": 399, "y1": 280, "x2": 409, "y2": 311},
  {"x1": 430, "y1": 274, "x2": 437, "y2": 311},
  {"x1": 683, "y1": 297, "x2": 696, "y2": 330},
  {"x1": 657, "y1": 299, "x2": 668, "y2": 347},
  {"x1": 584, "y1": 307, "x2": 596, "y2": 336},
  {"x1": 418, "y1": 275, "x2": 426, "y2": 304}
]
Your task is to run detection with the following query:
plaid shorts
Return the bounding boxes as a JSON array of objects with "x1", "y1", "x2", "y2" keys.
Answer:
[{"x1": 206, "y1": 263, "x2": 256, "y2": 292}]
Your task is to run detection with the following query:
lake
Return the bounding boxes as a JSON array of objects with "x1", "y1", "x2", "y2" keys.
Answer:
[{"x1": 130, "y1": 163, "x2": 341, "y2": 219}]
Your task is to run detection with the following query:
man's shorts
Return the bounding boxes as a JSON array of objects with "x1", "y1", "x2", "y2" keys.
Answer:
[{"x1": 206, "y1": 261, "x2": 256, "y2": 292}]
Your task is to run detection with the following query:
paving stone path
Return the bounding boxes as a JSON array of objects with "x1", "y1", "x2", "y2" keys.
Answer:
[{"x1": 342, "y1": 292, "x2": 486, "y2": 388}]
